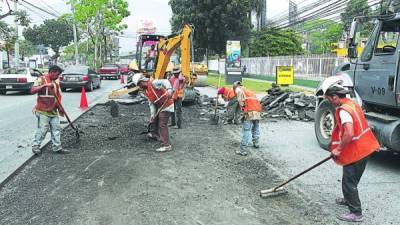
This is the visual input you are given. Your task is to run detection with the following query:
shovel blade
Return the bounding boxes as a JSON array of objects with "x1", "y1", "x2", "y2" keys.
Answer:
[{"x1": 210, "y1": 114, "x2": 219, "y2": 125}]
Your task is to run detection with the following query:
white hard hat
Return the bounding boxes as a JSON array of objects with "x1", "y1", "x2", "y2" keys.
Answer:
[
  {"x1": 321, "y1": 76, "x2": 343, "y2": 95},
  {"x1": 131, "y1": 73, "x2": 147, "y2": 86}
]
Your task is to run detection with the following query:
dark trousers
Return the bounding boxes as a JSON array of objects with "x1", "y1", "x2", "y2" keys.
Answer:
[
  {"x1": 171, "y1": 98, "x2": 182, "y2": 128},
  {"x1": 150, "y1": 111, "x2": 171, "y2": 146},
  {"x1": 226, "y1": 98, "x2": 241, "y2": 123},
  {"x1": 342, "y1": 157, "x2": 369, "y2": 215}
]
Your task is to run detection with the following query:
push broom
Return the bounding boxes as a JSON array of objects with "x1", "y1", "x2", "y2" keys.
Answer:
[{"x1": 260, "y1": 155, "x2": 332, "y2": 198}]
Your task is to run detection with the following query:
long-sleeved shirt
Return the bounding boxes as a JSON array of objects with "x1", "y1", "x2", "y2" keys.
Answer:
[{"x1": 149, "y1": 79, "x2": 174, "y2": 116}]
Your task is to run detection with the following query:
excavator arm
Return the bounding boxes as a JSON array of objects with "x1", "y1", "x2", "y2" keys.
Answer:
[{"x1": 154, "y1": 24, "x2": 195, "y2": 86}]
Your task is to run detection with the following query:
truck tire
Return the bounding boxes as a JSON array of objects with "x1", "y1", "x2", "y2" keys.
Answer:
[{"x1": 314, "y1": 99, "x2": 336, "y2": 150}]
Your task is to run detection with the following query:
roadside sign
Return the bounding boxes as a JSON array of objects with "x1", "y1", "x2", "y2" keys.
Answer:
[{"x1": 276, "y1": 66, "x2": 294, "y2": 86}]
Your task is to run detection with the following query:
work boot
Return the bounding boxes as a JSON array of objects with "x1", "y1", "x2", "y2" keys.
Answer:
[
  {"x1": 147, "y1": 133, "x2": 158, "y2": 140},
  {"x1": 335, "y1": 197, "x2": 349, "y2": 206},
  {"x1": 253, "y1": 142, "x2": 260, "y2": 148},
  {"x1": 235, "y1": 149, "x2": 248, "y2": 156},
  {"x1": 337, "y1": 212, "x2": 363, "y2": 222},
  {"x1": 223, "y1": 120, "x2": 233, "y2": 125},
  {"x1": 173, "y1": 125, "x2": 180, "y2": 129},
  {"x1": 156, "y1": 145, "x2": 172, "y2": 152},
  {"x1": 32, "y1": 145, "x2": 41, "y2": 155}
]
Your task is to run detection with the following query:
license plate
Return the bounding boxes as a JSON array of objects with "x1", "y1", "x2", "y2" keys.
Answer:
[
  {"x1": 6, "y1": 85, "x2": 12, "y2": 89},
  {"x1": 69, "y1": 77, "x2": 78, "y2": 81}
]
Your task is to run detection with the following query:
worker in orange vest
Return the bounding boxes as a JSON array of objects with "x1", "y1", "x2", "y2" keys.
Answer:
[
  {"x1": 324, "y1": 84, "x2": 379, "y2": 222},
  {"x1": 169, "y1": 67, "x2": 185, "y2": 129},
  {"x1": 217, "y1": 87, "x2": 242, "y2": 125},
  {"x1": 132, "y1": 73, "x2": 174, "y2": 152},
  {"x1": 233, "y1": 81, "x2": 262, "y2": 156},
  {"x1": 30, "y1": 65, "x2": 69, "y2": 155}
]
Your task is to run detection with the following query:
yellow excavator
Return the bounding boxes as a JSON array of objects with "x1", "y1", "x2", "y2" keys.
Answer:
[{"x1": 109, "y1": 24, "x2": 199, "y2": 101}]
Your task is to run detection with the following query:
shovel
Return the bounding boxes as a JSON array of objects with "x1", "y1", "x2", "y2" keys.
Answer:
[
  {"x1": 139, "y1": 97, "x2": 171, "y2": 135},
  {"x1": 54, "y1": 93, "x2": 81, "y2": 140},
  {"x1": 210, "y1": 73, "x2": 222, "y2": 125}
]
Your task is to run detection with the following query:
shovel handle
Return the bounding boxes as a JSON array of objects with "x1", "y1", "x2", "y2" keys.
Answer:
[
  {"x1": 273, "y1": 155, "x2": 333, "y2": 191},
  {"x1": 53, "y1": 92, "x2": 76, "y2": 130}
]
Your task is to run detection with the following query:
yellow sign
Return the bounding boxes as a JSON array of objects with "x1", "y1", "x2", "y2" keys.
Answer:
[{"x1": 276, "y1": 66, "x2": 294, "y2": 85}]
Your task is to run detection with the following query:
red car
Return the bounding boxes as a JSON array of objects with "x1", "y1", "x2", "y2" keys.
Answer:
[
  {"x1": 98, "y1": 64, "x2": 120, "y2": 80},
  {"x1": 119, "y1": 64, "x2": 130, "y2": 75}
]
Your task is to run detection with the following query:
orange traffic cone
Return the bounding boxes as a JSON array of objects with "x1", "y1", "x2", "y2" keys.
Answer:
[
  {"x1": 120, "y1": 74, "x2": 125, "y2": 84},
  {"x1": 80, "y1": 86, "x2": 88, "y2": 109}
]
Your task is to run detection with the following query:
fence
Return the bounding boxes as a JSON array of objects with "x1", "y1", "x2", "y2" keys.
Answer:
[{"x1": 208, "y1": 54, "x2": 348, "y2": 81}]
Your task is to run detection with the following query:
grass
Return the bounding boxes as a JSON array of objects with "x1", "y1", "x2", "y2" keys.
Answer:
[
  {"x1": 243, "y1": 74, "x2": 320, "y2": 88},
  {"x1": 207, "y1": 73, "x2": 314, "y2": 93}
]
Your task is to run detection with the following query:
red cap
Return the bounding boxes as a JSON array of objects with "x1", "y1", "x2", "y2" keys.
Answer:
[{"x1": 217, "y1": 87, "x2": 225, "y2": 95}]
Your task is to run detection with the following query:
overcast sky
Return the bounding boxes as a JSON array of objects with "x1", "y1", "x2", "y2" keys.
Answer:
[{"x1": 1, "y1": 0, "x2": 309, "y2": 53}]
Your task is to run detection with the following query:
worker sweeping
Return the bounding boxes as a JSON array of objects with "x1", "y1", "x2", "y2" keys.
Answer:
[
  {"x1": 30, "y1": 65, "x2": 69, "y2": 155},
  {"x1": 132, "y1": 73, "x2": 174, "y2": 152},
  {"x1": 324, "y1": 83, "x2": 379, "y2": 222},
  {"x1": 233, "y1": 81, "x2": 262, "y2": 156},
  {"x1": 169, "y1": 67, "x2": 185, "y2": 129},
  {"x1": 217, "y1": 87, "x2": 241, "y2": 125}
]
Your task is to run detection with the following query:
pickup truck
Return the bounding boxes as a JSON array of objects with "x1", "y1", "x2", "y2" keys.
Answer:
[{"x1": 98, "y1": 64, "x2": 120, "y2": 80}]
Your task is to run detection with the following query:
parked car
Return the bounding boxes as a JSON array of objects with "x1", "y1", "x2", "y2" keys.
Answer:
[
  {"x1": 98, "y1": 64, "x2": 120, "y2": 80},
  {"x1": 119, "y1": 64, "x2": 130, "y2": 75},
  {"x1": 0, "y1": 68, "x2": 41, "y2": 95},
  {"x1": 60, "y1": 66, "x2": 101, "y2": 92}
]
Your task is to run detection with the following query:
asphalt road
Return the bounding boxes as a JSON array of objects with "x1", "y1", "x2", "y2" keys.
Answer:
[{"x1": 0, "y1": 79, "x2": 122, "y2": 184}]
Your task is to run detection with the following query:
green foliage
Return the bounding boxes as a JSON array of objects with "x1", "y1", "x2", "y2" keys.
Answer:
[
  {"x1": 341, "y1": 0, "x2": 373, "y2": 37},
  {"x1": 23, "y1": 18, "x2": 74, "y2": 59},
  {"x1": 378, "y1": 0, "x2": 400, "y2": 14},
  {"x1": 303, "y1": 19, "x2": 343, "y2": 54},
  {"x1": 18, "y1": 40, "x2": 36, "y2": 59},
  {"x1": 249, "y1": 28, "x2": 304, "y2": 57},
  {"x1": 0, "y1": 21, "x2": 16, "y2": 65},
  {"x1": 169, "y1": 0, "x2": 253, "y2": 55}
]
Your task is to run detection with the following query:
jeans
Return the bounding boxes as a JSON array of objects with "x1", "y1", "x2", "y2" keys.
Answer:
[
  {"x1": 342, "y1": 156, "x2": 368, "y2": 215},
  {"x1": 171, "y1": 98, "x2": 183, "y2": 128},
  {"x1": 240, "y1": 119, "x2": 260, "y2": 152},
  {"x1": 32, "y1": 112, "x2": 62, "y2": 151},
  {"x1": 150, "y1": 111, "x2": 171, "y2": 146},
  {"x1": 226, "y1": 98, "x2": 241, "y2": 123}
]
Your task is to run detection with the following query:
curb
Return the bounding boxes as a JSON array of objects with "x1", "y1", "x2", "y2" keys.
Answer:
[{"x1": 0, "y1": 102, "x2": 101, "y2": 189}]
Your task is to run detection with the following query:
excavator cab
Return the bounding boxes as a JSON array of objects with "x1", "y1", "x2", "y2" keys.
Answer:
[{"x1": 135, "y1": 34, "x2": 165, "y2": 76}]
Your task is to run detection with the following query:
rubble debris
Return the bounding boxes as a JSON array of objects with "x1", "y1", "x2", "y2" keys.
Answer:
[{"x1": 261, "y1": 85, "x2": 316, "y2": 122}]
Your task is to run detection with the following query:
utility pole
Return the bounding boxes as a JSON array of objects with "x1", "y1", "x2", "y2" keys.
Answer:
[
  {"x1": 71, "y1": 2, "x2": 79, "y2": 65},
  {"x1": 14, "y1": 0, "x2": 19, "y2": 67}
]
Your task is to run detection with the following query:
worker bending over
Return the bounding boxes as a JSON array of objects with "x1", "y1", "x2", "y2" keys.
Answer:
[
  {"x1": 217, "y1": 87, "x2": 241, "y2": 125},
  {"x1": 132, "y1": 73, "x2": 174, "y2": 152},
  {"x1": 324, "y1": 84, "x2": 379, "y2": 222},
  {"x1": 233, "y1": 81, "x2": 262, "y2": 156}
]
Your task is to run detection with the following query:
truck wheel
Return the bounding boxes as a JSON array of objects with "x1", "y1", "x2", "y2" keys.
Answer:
[{"x1": 314, "y1": 100, "x2": 336, "y2": 150}]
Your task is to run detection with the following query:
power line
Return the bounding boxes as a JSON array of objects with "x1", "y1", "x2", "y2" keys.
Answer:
[
  {"x1": 37, "y1": 0, "x2": 62, "y2": 17},
  {"x1": 20, "y1": 0, "x2": 59, "y2": 18},
  {"x1": 18, "y1": 1, "x2": 50, "y2": 20}
]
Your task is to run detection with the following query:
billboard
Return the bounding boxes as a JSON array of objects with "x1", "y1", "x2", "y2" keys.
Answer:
[
  {"x1": 137, "y1": 19, "x2": 156, "y2": 35},
  {"x1": 226, "y1": 40, "x2": 241, "y2": 69}
]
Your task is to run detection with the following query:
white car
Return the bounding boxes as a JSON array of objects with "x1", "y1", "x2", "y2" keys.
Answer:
[{"x1": 0, "y1": 68, "x2": 41, "y2": 95}]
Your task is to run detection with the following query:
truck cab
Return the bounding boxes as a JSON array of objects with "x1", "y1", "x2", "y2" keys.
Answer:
[{"x1": 315, "y1": 14, "x2": 400, "y2": 152}]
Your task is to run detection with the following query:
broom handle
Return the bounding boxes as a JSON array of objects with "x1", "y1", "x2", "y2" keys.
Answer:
[{"x1": 273, "y1": 155, "x2": 333, "y2": 191}]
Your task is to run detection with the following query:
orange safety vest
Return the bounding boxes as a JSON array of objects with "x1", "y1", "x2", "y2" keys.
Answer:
[
  {"x1": 330, "y1": 98, "x2": 380, "y2": 166},
  {"x1": 222, "y1": 88, "x2": 236, "y2": 101},
  {"x1": 237, "y1": 88, "x2": 262, "y2": 113},
  {"x1": 35, "y1": 75, "x2": 62, "y2": 112},
  {"x1": 169, "y1": 75, "x2": 185, "y2": 100},
  {"x1": 144, "y1": 80, "x2": 173, "y2": 109}
]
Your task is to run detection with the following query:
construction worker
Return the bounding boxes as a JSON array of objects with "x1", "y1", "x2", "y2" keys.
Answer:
[
  {"x1": 169, "y1": 67, "x2": 185, "y2": 129},
  {"x1": 132, "y1": 73, "x2": 174, "y2": 152},
  {"x1": 217, "y1": 87, "x2": 241, "y2": 125},
  {"x1": 144, "y1": 44, "x2": 157, "y2": 70},
  {"x1": 233, "y1": 81, "x2": 262, "y2": 156},
  {"x1": 324, "y1": 84, "x2": 379, "y2": 222},
  {"x1": 30, "y1": 65, "x2": 69, "y2": 155}
]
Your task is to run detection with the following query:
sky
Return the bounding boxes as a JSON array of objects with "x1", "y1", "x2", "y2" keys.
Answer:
[{"x1": 1, "y1": 0, "x2": 309, "y2": 53}]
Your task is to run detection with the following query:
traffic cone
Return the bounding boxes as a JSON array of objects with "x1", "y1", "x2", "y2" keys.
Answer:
[
  {"x1": 120, "y1": 74, "x2": 125, "y2": 84},
  {"x1": 80, "y1": 86, "x2": 88, "y2": 109}
]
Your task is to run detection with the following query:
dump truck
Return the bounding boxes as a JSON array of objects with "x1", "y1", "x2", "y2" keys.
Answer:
[{"x1": 315, "y1": 14, "x2": 400, "y2": 152}]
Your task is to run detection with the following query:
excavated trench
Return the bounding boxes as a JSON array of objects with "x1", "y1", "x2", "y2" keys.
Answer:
[{"x1": 0, "y1": 102, "x2": 338, "y2": 225}]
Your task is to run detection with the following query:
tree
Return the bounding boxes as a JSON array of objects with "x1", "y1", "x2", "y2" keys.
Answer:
[
  {"x1": 23, "y1": 18, "x2": 74, "y2": 63},
  {"x1": 0, "y1": 21, "x2": 16, "y2": 66},
  {"x1": 0, "y1": 0, "x2": 30, "y2": 25},
  {"x1": 303, "y1": 19, "x2": 343, "y2": 54},
  {"x1": 249, "y1": 28, "x2": 304, "y2": 57},
  {"x1": 169, "y1": 0, "x2": 253, "y2": 56},
  {"x1": 18, "y1": 39, "x2": 36, "y2": 60},
  {"x1": 69, "y1": 0, "x2": 130, "y2": 67},
  {"x1": 341, "y1": 0, "x2": 373, "y2": 37}
]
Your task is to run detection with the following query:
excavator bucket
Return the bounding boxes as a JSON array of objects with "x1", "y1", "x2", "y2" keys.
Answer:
[{"x1": 108, "y1": 86, "x2": 140, "y2": 99}]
